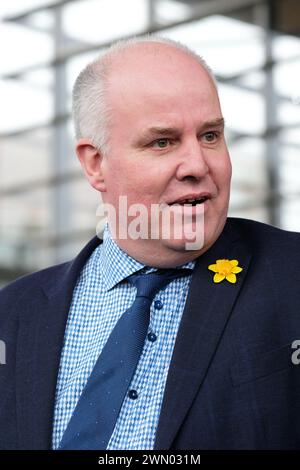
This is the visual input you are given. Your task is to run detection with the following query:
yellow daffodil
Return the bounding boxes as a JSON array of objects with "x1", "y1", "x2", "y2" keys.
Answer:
[{"x1": 208, "y1": 259, "x2": 243, "y2": 284}]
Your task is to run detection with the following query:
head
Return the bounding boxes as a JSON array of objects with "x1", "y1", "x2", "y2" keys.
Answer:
[{"x1": 75, "y1": 36, "x2": 232, "y2": 267}]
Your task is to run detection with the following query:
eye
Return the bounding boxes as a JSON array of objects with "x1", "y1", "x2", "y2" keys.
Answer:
[
  {"x1": 151, "y1": 138, "x2": 171, "y2": 148},
  {"x1": 202, "y1": 131, "x2": 219, "y2": 142}
]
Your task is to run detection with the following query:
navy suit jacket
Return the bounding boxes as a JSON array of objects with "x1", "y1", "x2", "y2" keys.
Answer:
[{"x1": 1, "y1": 217, "x2": 300, "y2": 450}]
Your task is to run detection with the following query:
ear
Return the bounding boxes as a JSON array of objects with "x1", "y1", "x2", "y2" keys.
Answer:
[{"x1": 76, "y1": 138, "x2": 107, "y2": 192}]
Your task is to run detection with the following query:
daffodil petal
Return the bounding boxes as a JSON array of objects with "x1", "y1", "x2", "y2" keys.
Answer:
[
  {"x1": 226, "y1": 273, "x2": 236, "y2": 283},
  {"x1": 229, "y1": 259, "x2": 238, "y2": 267},
  {"x1": 214, "y1": 273, "x2": 225, "y2": 283},
  {"x1": 209, "y1": 259, "x2": 243, "y2": 284},
  {"x1": 208, "y1": 264, "x2": 218, "y2": 272},
  {"x1": 232, "y1": 266, "x2": 243, "y2": 273}
]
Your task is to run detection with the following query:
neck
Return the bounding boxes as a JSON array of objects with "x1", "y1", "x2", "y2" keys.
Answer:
[{"x1": 110, "y1": 237, "x2": 208, "y2": 268}]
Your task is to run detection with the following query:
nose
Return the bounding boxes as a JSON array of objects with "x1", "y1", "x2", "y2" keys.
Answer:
[{"x1": 175, "y1": 137, "x2": 209, "y2": 182}]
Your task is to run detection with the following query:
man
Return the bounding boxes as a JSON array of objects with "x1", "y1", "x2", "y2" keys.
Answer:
[{"x1": 0, "y1": 36, "x2": 300, "y2": 450}]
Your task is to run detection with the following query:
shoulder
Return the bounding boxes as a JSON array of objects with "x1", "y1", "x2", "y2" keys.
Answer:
[
  {"x1": 227, "y1": 217, "x2": 300, "y2": 254},
  {"x1": 0, "y1": 235, "x2": 102, "y2": 317},
  {"x1": 226, "y1": 217, "x2": 300, "y2": 286},
  {"x1": 0, "y1": 261, "x2": 72, "y2": 311}
]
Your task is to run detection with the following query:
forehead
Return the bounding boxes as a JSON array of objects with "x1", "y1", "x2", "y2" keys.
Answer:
[{"x1": 106, "y1": 44, "x2": 221, "y2": 130}]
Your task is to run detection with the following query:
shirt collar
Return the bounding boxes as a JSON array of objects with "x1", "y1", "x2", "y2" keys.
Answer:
[{"x1": 98, "y1": 223, "x2": 196, "y2": 291}]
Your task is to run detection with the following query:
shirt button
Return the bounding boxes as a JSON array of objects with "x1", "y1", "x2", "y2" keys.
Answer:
[
  {"x1": 128, "y1": 389, "x2": 138, "y2": 400},
  {"x1": 154, "y1": 300, "x2": 163, "y2": 310},
  {"x1": 147, "y1": 332, "x2": 157, "y2": 342}
]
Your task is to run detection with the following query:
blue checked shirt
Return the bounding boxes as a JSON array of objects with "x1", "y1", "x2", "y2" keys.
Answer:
[{"x1": 52, "y1": 224, "x2": 195, "y2": 450}]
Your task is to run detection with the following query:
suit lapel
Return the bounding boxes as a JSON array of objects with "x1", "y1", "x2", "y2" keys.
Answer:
[
  {"x1": 154, "y1": 219, "x2": 252, "y2": 450},
  {"x1": 16, "y1": 236, "x2": 101, "y2": 449}
]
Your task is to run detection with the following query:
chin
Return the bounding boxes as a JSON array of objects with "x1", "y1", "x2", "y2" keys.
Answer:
[
  {"x1": 164, "y1": 219, "x2": 225, "y2": 255},
  {"x1": 162, "y1": 235, "x2": 205, "y2": 254},
  {"x1": 162, "y1": 220, "x2": 205, "y2": 251}
]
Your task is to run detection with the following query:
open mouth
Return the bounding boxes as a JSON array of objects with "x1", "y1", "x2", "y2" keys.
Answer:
[{"x1": 168, "y1": 196, "x2": 209, "y2": 206}]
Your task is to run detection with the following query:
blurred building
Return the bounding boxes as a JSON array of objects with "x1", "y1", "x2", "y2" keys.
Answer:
[{"x1": 0, "y1": 0, "x2": 300, "y2": 286}]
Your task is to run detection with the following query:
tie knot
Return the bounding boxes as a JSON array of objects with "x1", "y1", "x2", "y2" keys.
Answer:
[{"x1": 127, "y1": 268, "x2": 193, "y2": 303}]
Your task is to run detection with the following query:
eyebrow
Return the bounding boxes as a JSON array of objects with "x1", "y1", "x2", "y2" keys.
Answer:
[
  {"x1": 137, "y1": 117, "x2": 225, "y2": 143},
  {"x1": 199, "y1": 117, "x2": 225, "y2": 131}
]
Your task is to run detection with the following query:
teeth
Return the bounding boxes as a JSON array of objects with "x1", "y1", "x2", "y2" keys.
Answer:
[
  {"x1": 182, "y1": 197, "x2": 206, "y2": 204},
  {"x1": 169, "y1": 196, "x2": 208, "y2": 205}
]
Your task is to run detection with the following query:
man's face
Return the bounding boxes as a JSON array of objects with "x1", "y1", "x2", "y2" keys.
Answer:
[{"x1": 99, "y1": 45, "x2": 232, "y2": 266}]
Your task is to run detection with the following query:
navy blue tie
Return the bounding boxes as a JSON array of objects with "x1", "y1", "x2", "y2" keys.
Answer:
[{"x1": 59, "y1": 268, "x2": 192, "y2": 450}]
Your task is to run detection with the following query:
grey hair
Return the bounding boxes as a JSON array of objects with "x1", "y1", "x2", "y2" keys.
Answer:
[{"x1": 72, "y1": 35, "x2": 216, "y2": 154}]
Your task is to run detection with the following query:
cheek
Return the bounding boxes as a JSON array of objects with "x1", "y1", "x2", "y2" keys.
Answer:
[
  {"x1": 108, "y1": 164, "x2": 165, "y2": 203},
  {"x1": 130, "y1": 159, "x2": 174, "y2": 193},
  {"x1": 211, "y1": 154, "x2": 232, "y2": 189}
]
